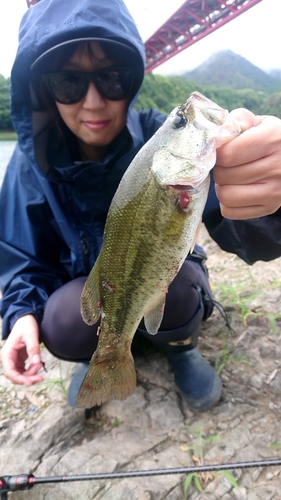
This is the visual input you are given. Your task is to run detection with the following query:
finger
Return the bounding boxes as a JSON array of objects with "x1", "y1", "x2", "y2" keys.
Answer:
[
  {"x1": 3, "y1": 367, "x2": 44, "y2": 386},
  {"x1": 24, "y1": 330, "x2": 42, "y2": 367},
  {"x1": 216, "y1": 115, "x2": 281, "y2": 168},
  {"x1": 1, "y1": 348, "x2": 43, "y2": 385},
  {"x1": 1, "y1": 342, "x2": 19, "y2": 374},
  {"x1": 215, "y1": 184, "x2": 281, "y2": 219},
  {"x1": 214, "y1": 156, "x2": 281, "y2": 186},
  {"x1": 16, "y1": 374, "x2": 44, "y2": 386},
  {"x1": 219, "y1": 203, "x2": 278, "y2": 220},
  {"x1": 24, "y1": 363, "x2": 44, "y2": 376},
  {"x1": 216, "y1": 125, "x2": 263, "y2": 168},
  {"x1": 215, "y1": 179, "x2": 281, "y2": 209},
  {"x1": 228, "y1": 108, "x2": 262, "y2": 132}
]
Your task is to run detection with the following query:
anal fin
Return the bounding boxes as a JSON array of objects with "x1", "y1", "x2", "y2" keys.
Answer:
[
  {"x1": 81, "y1": 255, "x2": 101, "y2": 325},
  {"x1": 144, "y1": 292, "x2": 166, "y2": 335}
]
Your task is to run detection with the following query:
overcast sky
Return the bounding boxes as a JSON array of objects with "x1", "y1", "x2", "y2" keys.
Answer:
[{"x1": 0, "y1": 0, "x2": 279, "y2": 78}]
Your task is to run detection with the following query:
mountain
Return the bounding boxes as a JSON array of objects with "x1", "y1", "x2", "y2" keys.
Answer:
[
  {"x1": 268, "y1": 68, "x2": 281, "y2": 81},
  {"x1": 183, "y1": 50, "x2": 281, "y2": 92}
]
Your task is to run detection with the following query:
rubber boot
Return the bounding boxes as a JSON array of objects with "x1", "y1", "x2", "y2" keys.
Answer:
[
  {"x1": 139, "y1": 303, "x2": 222, "y2": 411},
  {"x1": 167, "y1": 349, "x2": 222, "y2": 411},
  {"x1": 68, "y1": 362, "x2": 89, "y2": 407},
  {"x1": 68, "y1": 363, "x2": 101, "y2": 418}
]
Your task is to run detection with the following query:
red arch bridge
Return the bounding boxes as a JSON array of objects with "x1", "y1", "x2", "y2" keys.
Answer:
[{"x1": 26, "y1": 0, "x2": 263, "y2": 73}]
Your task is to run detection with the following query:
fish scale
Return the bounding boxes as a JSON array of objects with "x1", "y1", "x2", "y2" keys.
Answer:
[{"x1": 78, "y1": 91, "x2": 241, "y2": 408}]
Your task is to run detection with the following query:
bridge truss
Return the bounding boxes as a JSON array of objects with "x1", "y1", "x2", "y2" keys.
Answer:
[
  {"x1": 144, "y1": 0, "x2": 263, "y2": 72},
  {"x1": 26, "y1": 0, "x2": 264, "y2": 74}
]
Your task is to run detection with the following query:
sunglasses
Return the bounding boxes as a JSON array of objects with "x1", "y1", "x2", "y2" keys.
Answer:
[{"x1": 41, "y1": 66, "x2": 134, "y2": 104}]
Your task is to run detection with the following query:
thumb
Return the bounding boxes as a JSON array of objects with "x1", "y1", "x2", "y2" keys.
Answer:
[
  {"x1": 23, "y1": 318, "x2": 42, "y2": 365},
  {"x1": 229, "y1": 108, "x2": 262, "y2": 133}
]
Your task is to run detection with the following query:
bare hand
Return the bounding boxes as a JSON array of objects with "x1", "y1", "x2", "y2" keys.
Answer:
[
  {"x1": 1, "y1": 314, "x2": 44, "y2": 386},
  {"x1": 214, "y1": 109, "x2": 281, "y2": 219}
]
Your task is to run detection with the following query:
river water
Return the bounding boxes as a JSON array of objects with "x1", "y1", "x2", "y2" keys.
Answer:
[{"x1": 0, "y1": 141, "x2": 17, "y2": 187}]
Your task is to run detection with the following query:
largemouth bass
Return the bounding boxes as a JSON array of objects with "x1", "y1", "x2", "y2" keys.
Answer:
[{"x1": 78, "y1": 91, "x2": 241, "y2": 408}]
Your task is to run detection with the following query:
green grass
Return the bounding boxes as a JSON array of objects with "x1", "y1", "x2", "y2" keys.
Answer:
[
  {"x1": 34, "y1": 360, "x2": 70, "y2": 398},
  {"x1": 209, "y1": 271, "x2": 281, "y2": 375},
  {"x1": 0, "y1": 131, "x2": 17, "y2": 141},
  {"x1": 182, "y1": 425, "x2": 240, "y2": 497},
  {"x1": 214, "y1": 328, "x2": 249, "y2": 375},
  {"x1": 214, "y1": 269, "x2": 281, "y2": 331}
]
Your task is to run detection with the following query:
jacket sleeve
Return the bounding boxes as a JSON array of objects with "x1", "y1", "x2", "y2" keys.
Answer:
[
  {"x1": 203, "y1": 173, "x2": 281, "y2": 265},
  {"x1": 0, "y1": 146, "x2": 69, "y2": 339},
  {"x1": 138, "y1": 108, "x2": 167, "y2": 141}
]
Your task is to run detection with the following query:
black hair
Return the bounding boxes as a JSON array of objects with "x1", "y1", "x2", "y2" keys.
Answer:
[
  {"x1": 30, "y1": 39, "x2": 144, "y2": 111},
  {"x1": 38, "y1": 41, "x2": 125, "y2": 132},
  {"x1": 31, "y1": 40, "x2": 144, "y2": 142}
]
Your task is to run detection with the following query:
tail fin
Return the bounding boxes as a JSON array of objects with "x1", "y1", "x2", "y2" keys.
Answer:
[{"x1": 77, "y1": 350, "x2": 136, "y2": 408}]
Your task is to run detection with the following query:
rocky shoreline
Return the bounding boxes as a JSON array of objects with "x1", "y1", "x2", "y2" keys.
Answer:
[{"x1": 1, "y1": 225, "x2": 281, "y2": 499}]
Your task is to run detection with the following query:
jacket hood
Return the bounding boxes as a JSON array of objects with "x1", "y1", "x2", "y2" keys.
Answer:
[{"x1": 10, "y1": 0, "x2": 146, "y2": 172}]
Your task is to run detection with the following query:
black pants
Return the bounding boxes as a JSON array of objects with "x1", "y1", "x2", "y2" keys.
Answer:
[{"x1": 40, "y1": 257, "x2": 213, "y2": 362}]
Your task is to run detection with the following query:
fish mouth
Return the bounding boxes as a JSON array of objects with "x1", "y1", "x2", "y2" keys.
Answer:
[
  {"x1": 168, "y1": 171, "x2": 210, "y2": 190},
  {"x1": 169, "y1": 184, "x2": 195, "y2": 191}
]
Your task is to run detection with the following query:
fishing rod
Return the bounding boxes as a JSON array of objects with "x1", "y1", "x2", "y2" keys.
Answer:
[{"x1": 1, "y1": 458, "x2": 281, "y2": 498}]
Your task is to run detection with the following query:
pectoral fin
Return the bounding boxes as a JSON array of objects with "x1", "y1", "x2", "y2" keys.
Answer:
[
  {"x1": 80, "y1": 256, "x2": 101, "y2": 325},
  {"x1": 144, "y1": 292, "x2": 166, "y2": 335}
]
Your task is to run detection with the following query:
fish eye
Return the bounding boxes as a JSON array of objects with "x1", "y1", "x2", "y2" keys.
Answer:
[{"x1": 173, "y1": 113, "x2": 187, "y2": 129}]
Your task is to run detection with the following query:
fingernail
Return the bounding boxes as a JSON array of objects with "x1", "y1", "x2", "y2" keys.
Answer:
[{"x1": 32, "y1": 354, "x2": 41, "y2": 364}]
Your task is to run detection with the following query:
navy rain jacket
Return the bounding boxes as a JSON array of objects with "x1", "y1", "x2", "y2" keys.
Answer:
[{"x1": 1, "y1": 0, "x2": 281, "y2": 339}]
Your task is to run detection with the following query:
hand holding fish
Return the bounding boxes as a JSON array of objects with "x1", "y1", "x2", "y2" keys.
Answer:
[{"x1": 215, "y1": 109, "x2": 281, "y2": 219}]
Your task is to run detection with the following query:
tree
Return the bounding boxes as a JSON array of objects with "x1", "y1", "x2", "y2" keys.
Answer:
[{"x1": 0, "y1": 75, "x2": 13, "y2": 131}]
